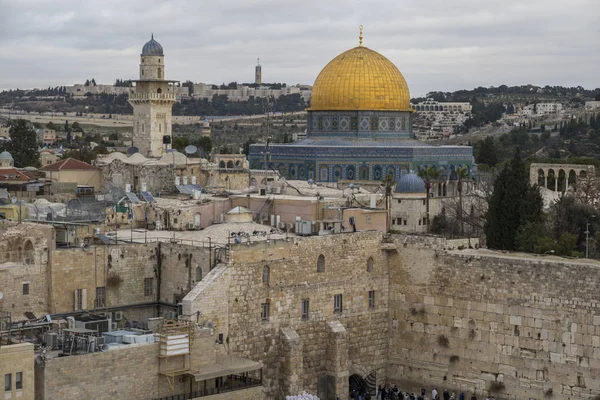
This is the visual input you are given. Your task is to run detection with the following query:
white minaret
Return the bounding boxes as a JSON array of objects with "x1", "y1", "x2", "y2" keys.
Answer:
[{"x1": 129, "y1": 34, "x2": 176, "y2": 157}]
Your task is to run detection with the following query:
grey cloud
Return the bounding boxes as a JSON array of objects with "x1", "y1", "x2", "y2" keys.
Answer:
[{"x1": 0, "y1": 0, "x2": 598, "y2": 96}]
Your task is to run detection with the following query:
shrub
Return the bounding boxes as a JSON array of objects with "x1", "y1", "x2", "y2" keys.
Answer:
[{"x1": 437, "y1": 335, "x2": 449, "y2": 348}]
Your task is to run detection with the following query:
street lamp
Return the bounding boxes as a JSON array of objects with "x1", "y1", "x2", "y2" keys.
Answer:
[{"x1": 585, "y1": 215, "x2": 596, "y2": 258}]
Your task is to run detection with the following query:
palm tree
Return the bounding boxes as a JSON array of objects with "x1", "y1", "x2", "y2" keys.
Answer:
[
  {"x1": 418, "y1": 166, "x2": 441, "y2": 229},
  {"x1": 381, "y1": 172, "x2": 395, "y2": 232},
  {"x1": 456, "y1": 166, "x2": 470, "y2": 236}
]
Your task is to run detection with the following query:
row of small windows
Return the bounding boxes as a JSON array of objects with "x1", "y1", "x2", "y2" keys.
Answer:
[
  {"x1": 262, "y1": 256, "x2": 375, "y2": 283},
  {"x1": 260, "y1": 291, "x2": 376, "y2": 321}
]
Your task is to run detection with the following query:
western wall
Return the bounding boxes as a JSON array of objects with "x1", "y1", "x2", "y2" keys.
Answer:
[{"x1": 183, "y1": 231, "x2": 600, "y2": 399}]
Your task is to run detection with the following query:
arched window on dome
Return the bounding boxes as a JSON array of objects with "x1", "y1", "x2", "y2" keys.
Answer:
[
  {"x1": 333, "y1": 165, "x2": 342, "y2": 182},
  {"x1": 319, "y1": 165, "x2": 328, "y2": 181},
  {"x1": 360, "y1": 166, "x2": 369, "y2": 180}
]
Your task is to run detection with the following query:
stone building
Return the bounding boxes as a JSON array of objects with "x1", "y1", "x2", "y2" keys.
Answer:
[
  {"x1": 129, "y1": 35, "x2": 177, "y2": 157},
  {"x1": 0, "y1": 343, "x2": 34, "y2": 400},
  {"x1": 41, "y1": 158, "x2": 101, "y2": 193}
]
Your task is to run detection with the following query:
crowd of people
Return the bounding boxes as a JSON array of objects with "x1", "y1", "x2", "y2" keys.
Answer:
[{"x1": 348, "y1": 385, "x2": 498, "y2": 400}]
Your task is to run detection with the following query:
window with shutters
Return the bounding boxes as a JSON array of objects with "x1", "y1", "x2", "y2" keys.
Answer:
[
  {"x1": 74, "y1": 288, "x2": 87, "y2": 311},
  {"x1": 22, "y1": 283, "x2": 29, "y2": 295},
  {"x1": 368, "y1": 290, "x2": 376, "y2": 308},
  {"x1": 302, "y1": 299, "x2": 310, "y2": 320},
  {"x1": 261, "y1": 301, "x2": 270, "y2": 321},
  {"x1": 334, "y1": 294, "x2": 343, "y2": 313},
  {"x1": 144, "y1": 278, "x2": 154, "y2": 297},
  {"x1": 95, "y1": 287, "x2": 106, "y2": 308}
]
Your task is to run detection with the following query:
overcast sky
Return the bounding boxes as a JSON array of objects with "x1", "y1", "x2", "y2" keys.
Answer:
[{"x1": 0, "y1": 0, "x2": 598, "y2": 96}]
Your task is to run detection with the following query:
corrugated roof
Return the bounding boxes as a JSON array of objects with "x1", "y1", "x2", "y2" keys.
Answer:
[{"x1": 41, "y1": 158, "x2": 97, "y2": 171}]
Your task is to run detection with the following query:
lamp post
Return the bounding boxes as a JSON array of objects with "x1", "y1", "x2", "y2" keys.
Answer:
[{"x1": 586, "y1": 215, "x2": 596, "y2": 258}]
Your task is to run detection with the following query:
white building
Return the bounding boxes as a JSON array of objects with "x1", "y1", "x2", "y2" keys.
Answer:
[
  {"x1": 522, "y1": 102, "x2": 563, "y2": 115},
  {"x1": 410, "y1": 99, "x2": 472, "y2": 113},
  {"x1": 585, "y1": 101, "x2": 600, "y2": 110},
  {"x1": 191, "y1": 83, "x2": 311, "y2": 103}
]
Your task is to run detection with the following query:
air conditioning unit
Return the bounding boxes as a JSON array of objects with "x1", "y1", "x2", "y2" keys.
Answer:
[
  {"x1": 271, "y1": 187, "x2": 281, "y2": 194},
  {"x1": 125, "y1": 184, "x2": 131, "y2": 193},
  {"x1": 187, "y1": 222, "x2": 195, "y2": 230},
  {"x1": 45, "y1": 332, "x2": 58, "y2": 349},
  {"x1": 96, "y1": 337, "x2": 105, "y2": 346},
  {"x1": 114, "y1": 311, "x2": 123, "y2": 321},
  {"x1": 111, "y1": 322, "x2": 118, "y2": 331},
  {"x1": 167, "y1": 311, "x2": 177, "y2": 320}
]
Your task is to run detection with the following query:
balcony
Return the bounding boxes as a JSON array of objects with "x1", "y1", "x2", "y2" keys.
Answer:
[
  {"x1": 129, "y1": 93, "x2": 176, "y2": 101},
  {"x1": 154, "y1": 375, "x2": 262, "y2": 400}
]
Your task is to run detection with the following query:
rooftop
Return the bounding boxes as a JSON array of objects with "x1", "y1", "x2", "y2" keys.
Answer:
[{"x1": 41, "y1": 158, "x2": 97, "y2": 171}]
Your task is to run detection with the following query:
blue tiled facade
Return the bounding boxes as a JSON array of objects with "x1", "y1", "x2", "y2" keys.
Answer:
[{"x1": 248, "y1": 110, "x2": 474, "y2": 182}]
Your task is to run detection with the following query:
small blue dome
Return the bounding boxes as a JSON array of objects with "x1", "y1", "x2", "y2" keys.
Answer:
[
  {"x1": 395, "y1": 173, "x2": 426, "y2": 193},
  {"x1": 141, "y1": 35, "x2": 163, "y2": 56},
  {"x1": 0, "y1": 151, "x2": 13, "y2": 160}
]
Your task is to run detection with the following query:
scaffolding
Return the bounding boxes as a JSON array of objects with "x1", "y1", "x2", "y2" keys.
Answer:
[{"x1": 158, "y1": 319, "x2": 195, "y2": 390}]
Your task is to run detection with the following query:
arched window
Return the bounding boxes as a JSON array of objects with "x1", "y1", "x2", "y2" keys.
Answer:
[
  {"x1": 367, "y1": 257, "x2": 374, "y2": 272},
  {"x1": 157, "y1": 88, "x2": 162, "y2": 94},
  {"x1": 158, "y1": 67, "x2": 162, "y2": 79},
  {"x1": 219, "y1": 161, "x2": 225, "y2": 168},
  {"x1": 262, "y1": 265, "x2": 270, "y2": 284},
  {"x1": 196, "y1": 266, "x2": 203, "y2": 282},
  {"x1": 23, "y1": 241, "x2": 33, "y2": 265},
  {"x1": 317, "y1": 254, "x2": 325, "y2": 272},
  {"x1": 227, "y1": 161, "x2": 234, "y2": 169}
]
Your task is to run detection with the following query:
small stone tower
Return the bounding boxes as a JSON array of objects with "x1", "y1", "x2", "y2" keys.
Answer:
[
  {"x1": 129, "y1": 34, "x2": 177, "y2": 157},
  {"x1": 255, "y1": 58, "x2": 262, "y2": 85}
]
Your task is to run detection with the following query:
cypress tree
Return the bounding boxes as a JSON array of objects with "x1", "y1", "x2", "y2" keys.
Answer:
[
  {"x1": 484, "y1": 148, "x2": 543, "y2": 250},
  {"x1": 5, "y1": 119, "x2": 40, "y2": 168}
]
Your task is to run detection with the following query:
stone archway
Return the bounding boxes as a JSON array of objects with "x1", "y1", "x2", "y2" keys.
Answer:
[
  {"x1": 538, "y1": 169, "x2": 545, "y2": 187},
  {"x1": 349, "y1": 374, "x2": 368, "y2": 398},
  {"x1": 568, "y1": 170, "x2": 577, "y2": 187}
]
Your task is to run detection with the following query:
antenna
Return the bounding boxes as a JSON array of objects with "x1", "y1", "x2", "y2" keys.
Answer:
[{"x1": 127, "y1": 146, "x2": 140, "y2": 155}]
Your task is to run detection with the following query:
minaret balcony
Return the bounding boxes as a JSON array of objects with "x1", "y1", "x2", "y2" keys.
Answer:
[{"x1": 129, "y1": 92, "x2": 176, "y2": 101}]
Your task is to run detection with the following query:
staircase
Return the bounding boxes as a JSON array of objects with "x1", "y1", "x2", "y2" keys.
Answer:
[{"x1": 255, "y1": 196, "x2": 273, "y2": 223}]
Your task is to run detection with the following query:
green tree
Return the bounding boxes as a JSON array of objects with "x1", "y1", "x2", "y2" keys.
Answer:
[
  {"x1": 485, "y1": 148, "x2": 543, "y2": 250},
  {"x1": 4, "y1": 120, "x2": 40, "y2": 168},
  {"x1": 418, "y1": 166, "x2": 441, "y2": 228},
  {"x1": 476, "y1": 136, "x2": 498, "y2": 167},
  {"x1": 381, "y1": 172, "x2": 395, "y2": 232}
]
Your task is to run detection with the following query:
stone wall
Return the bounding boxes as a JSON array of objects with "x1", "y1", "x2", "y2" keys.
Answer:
[
  {"x1": 388, "y1": 243, "x2": 600, "y2": 399},
  {"x1": 0, "y1": 343, "x2": 34, "y2": 400},
  {"x1": 183, "y1": 232, "x2": 389, "y2": 399},
  {"x1": 0, "y1": 223, "x2": 53, "y2": 320}
]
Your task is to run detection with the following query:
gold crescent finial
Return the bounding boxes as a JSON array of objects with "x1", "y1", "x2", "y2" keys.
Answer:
[{"x1": 359, "y1": 25, "x2": 363, "y2": 46}]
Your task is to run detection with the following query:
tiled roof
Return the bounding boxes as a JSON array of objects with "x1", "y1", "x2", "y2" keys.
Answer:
[
  {"x1": 41, "y1": 158, "x2": 97, "y2": 171},
  {"x1": 0, "y1": 168, "x2": 30, "y2": 182}
]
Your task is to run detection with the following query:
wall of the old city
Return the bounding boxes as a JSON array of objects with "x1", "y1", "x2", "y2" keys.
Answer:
[
  {"x1": 388, "y1": 238, "x2": 600, "y2": 399},
  {"x1": 183, "y1": 232, "x2": 389, "y2": 399}
]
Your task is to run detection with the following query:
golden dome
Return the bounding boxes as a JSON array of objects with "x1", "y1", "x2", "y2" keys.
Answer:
[{"x1": 309, "y1": 46, "x2": 411, "y2": 111}]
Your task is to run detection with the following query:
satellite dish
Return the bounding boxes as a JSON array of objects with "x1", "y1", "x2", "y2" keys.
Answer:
[
  {"x1": 0, "y1": 291, "x2": 3, "y2": 300},
  {"x1": 184, "y1": 145, "x2": 198, "y2": 155},
  {"x1": 127, "y1": 146, "x2": 139, "y2": 155},
  {"x1": 11, "y1": 196, "x2": 17, "y2": 204}
]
